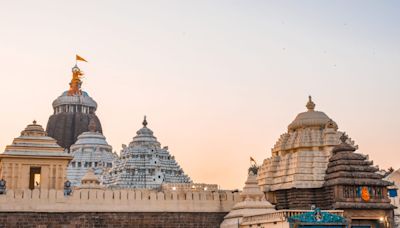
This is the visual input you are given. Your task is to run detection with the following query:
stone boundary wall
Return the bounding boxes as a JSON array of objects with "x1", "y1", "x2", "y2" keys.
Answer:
[
  {"x1": 0, "y1": 212, "x2": 227, "y2": 228},
  {"x1": 0, "y1": 188, "x2": 240, "y2": 213}
]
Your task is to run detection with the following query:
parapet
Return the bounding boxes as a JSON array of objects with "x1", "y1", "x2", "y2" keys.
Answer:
[{"x1": 0, "y1": 188, "x2": 240, "y2": 213}]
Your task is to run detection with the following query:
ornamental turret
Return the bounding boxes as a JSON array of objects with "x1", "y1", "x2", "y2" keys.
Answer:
[{"x1": 46, "y1": 60, "x2": 102, "y2": 150}]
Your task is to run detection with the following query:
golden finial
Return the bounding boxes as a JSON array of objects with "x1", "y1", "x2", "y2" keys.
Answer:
[
  {"x1": 306, "y1": 95, "x2": 315, "y2": 111},
  {"x1": 67, "y1": 64, "x2": 84, "y2": 96},
  {"x1": 68, "y1": 55, "x2": 87, "y2": 96}
]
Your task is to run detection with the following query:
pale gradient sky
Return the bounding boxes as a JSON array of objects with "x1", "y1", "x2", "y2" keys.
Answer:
[{"x1": 0, "y1": 1, "x2": 399, "y2": 189}]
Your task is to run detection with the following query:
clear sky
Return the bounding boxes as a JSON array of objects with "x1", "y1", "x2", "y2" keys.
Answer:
[{"x1": 0, "y1": 1, "x2": 399, "y2": 189}]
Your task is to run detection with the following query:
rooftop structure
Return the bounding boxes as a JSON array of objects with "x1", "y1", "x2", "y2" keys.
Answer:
[
  {"x1": 46, "y1": 63, "x2": 102, "y2": 150},
  {"x1": 103, "y1": 117, "x2": 191, "y2": 189},
  {"x1": 221, "y1": 163, "x2": 276, "y2": 228},
  {"x1": 66, "y1": 119, "x2": 117, "y2": 186},
  {"x1": 0, "y1": 121, "x2": 72, "y2": 190},
  {"x1": 79, "y1": 168, "x2": 104, "y2": 189}
]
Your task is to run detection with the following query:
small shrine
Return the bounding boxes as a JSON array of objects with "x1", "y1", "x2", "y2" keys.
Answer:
[
  {"x1": 79, "y1": 168, "x2": 103, "y2": 189},
  {"x1": 221, "y1": 161, "x2": 276, "y2": 227},
  {"x1": 0, "y1": 121, "x2": 72, "y2": 190},
  {"x1": 324, "y1": 133, "x2": 394, "y2": 227}
]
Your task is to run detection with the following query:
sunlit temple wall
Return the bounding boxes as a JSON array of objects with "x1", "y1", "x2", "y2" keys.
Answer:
[
  {"x1": 0, "y1": 121, "x2": 72, "y2": 191},
  {"x1": 0, "y1": 188, "x2": 239, "y2": 227}
]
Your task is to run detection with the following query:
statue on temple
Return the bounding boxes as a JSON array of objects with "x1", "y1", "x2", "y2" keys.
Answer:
[
  {"x1": 67, "y1": 65, "x2": 84, "y2": 96},
  {"x1": 0, "y1": 178, "x2": 6, "y2": 194},
  {"x1": 46, "y1": 55, "x2": 103, "y2": 150},
  {"x1": 64, "y1": 180, "x2": 72, "y2": 196},
  {"x1": 248, "y1": 157, "x2": 259, "y2": 175}
]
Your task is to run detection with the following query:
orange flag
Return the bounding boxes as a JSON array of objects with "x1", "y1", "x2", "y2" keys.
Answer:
[
  {"x1": 250, "y1": 157, "x2": 256, "y2": 164},
  {"x1": 76, "y1": 54, "x2": 88, "y2": 62}
]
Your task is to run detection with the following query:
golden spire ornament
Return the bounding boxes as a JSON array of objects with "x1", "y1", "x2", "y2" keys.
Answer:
[{"x1": 67, "y1": 55, "x2": 87, "y2": 96}]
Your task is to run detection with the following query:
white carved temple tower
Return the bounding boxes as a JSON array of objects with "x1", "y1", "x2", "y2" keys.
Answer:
[{"x1": 103, "y1": 117, "x2": 191, "y2": 189}]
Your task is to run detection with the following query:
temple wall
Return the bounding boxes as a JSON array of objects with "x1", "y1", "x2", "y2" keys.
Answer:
[
  {"x1": 274, "y1": 187, "x2": 330, "y2": 210},
  {"x1": 0, "y1": 212, "x2": 227, "y2": 228},
  {"x1": 0, "y1": 188, "x2": 240, "y2": 213}
]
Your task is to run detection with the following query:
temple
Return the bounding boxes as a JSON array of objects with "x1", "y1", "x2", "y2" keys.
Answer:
[
  {"x1": 66, "y1": 119, "x2": 117, "y2": 186},
  {"x1": 46, "y1": 64, "x2": 102, "y2": 150},
  {"x1": 324, "y1": 133, "x2": 394, "y2": 224},
  {"x1": 0, "y1": 57, "x2": 397, "y2": 227},
  {"x1": 103, "y1": 117, "x2": 192, "y2": 189},
  {"x1": 223, "y1": 97, "x2": 395, "y2": 227},
  {"x1": 257, "y1": 96, "x2": 351, "y2": 209},
  {"x1": 0, "y1": 121, "x2": 72, "y2": 190}
]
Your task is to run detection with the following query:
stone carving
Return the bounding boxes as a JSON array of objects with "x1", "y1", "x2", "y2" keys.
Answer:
[
  {"x1": 103, "y1": 117, "x2": 191, "y2": 189},
  {"x1": 64, "y1": 180, "x2": 72, "y2": 196},
  {"x1": 0, "y1": 179, "x2": 6, "y2": 194}
]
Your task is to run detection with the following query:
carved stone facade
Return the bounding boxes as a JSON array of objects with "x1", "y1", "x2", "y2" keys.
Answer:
[
  {"x1": 103, "y1": 117, "x2": 191, "y2": 189},
  {"x1": 257, "y1": 97, "x2": 353, "y2": 209},
  {"x1": 324, "y1": 134, "x2": 394, "y2": 227},
  {"x1": 66, "y1": 120, "x2": 117, "y2": 186}
]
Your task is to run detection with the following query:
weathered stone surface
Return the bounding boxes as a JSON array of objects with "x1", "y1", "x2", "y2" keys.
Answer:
[
  {"x1": 46, "y1": 113, "x2": 102, "y2": 150},
  {"x1": 0, "y1": 212, "x2": 227, "y2": 228}
]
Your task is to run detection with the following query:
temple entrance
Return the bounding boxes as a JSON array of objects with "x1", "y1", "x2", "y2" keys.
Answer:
[{"x1": 29, "y1": 167, "x2": 41, "y2": 190}]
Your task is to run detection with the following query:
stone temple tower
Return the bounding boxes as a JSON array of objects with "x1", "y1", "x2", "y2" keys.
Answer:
[{"x1": 46, "y1": 64, "x2": 102, "y2": 150}]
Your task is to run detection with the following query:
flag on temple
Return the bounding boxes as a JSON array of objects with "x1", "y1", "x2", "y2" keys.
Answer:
[
  {"x1": 76, "y1": 55, "x2": 88, "y2": 62},
  {"x1": 250, "y1": 157, "x2": 256, "y2": 163}
]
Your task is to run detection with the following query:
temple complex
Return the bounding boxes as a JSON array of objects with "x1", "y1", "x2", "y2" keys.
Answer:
[
  {"x1": 103, "y1": 117, "x2": 191, "y2": 189},
  {"x1": 46, "y1": 64, "x2": 102, "y2": 150},
  {"x1": 0, "y1": 121, "x2": 72, "y2": 190},
  {"x1": 257, "y1": 96, "x2": 352, "y2": 209},
  {"x1": 66, "y1": 119, "x2": 117, "y2": 186}
]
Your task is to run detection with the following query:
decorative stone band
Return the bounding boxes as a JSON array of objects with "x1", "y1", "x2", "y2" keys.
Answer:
[
  {"x1": 241, "y1": 210, "x2": 344, "y2": 226},
  {"x1": 0, "y1": 188, "x2": 240, "y2": 213}
]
